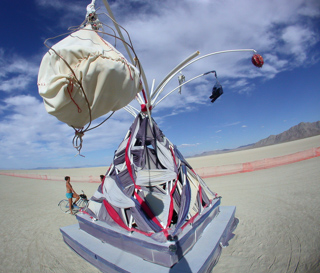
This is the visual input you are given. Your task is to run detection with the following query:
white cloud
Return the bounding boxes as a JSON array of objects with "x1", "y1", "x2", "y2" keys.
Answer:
[
  {"x1": 0, "y1": 50, "x2": 39, "y2": 92},
  {"x1": 222, "y1": 121, "x2": 241, "y2": 127},
  {"x1": 0, "y1": 95, "x2": 134, "y2": 169},
  {"x1": 126, "y1": 0, "x2": 318, "y2": 84},
  {"x1": 178, "y1": 143, "x2": 200, "y2": 147},
  {"x1": 279, "y1": 25, "x2": 318, "y2": 64},
  {"x1": 35, "y1": 0, "x2": 83, "y2": 15}
]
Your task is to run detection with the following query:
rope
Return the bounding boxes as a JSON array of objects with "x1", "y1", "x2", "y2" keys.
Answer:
[
  {"x1": 71, "y1": 111, "x2": 115, "y2": 156},
  {"x1": 73, "y1": 129, "x2": 85, "y2": 157},
  {"x1": 67, "y1": 79, "x2": 82, "y2": 113}
]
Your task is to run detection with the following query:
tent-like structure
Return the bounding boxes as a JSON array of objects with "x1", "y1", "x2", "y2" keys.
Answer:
[
  {"x1": 62, "y1": 110, "x2": 238, "y2": 270},
  {"x1": 87, "y1": 113, "x2": 219, "y2": 239}
]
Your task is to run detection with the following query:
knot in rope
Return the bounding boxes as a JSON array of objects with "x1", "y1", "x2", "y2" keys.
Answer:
[{"x1": 73, "y1": 129, "x2": 85, "y2": 157}]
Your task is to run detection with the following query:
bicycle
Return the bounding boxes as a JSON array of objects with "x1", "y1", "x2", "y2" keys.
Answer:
[{"x1": 58, "y1": 190, "x2": 88, "y2": 213}]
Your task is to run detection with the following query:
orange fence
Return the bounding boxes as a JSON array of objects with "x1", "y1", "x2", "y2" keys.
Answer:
[
  {"x1": 0, "y1": 173, "x2": 101, "y2": 183},
  {"x1": 196, "y1": 146, "x2": 320, "y2": 178},
  {"x1": 1, "y1": 147, "x2": 319, "y2": 181}
]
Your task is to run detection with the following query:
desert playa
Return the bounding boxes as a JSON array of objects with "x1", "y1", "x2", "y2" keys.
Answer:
[{"x1": 1, "y1": 135, "x2": 319, "y2": 273}]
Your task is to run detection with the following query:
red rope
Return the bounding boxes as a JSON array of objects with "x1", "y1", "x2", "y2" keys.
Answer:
[
  {"x1": 166, "y1": 147, "x2": 179, "y2": 228},
  {"x1": 67, "y1": 79, "x2": 82, "y2": 113},
  {"x1": 141, "y1": 88, "x2": 147, "y2": 103},
  {"x1": 125, "y1": 134, "x2": 162, "y2": 229},
  {"x1": 125, "y1": 135, "x2": 140, "y2": 189},
  {"x1": 103, "y1": 199, "x2": 153, "y2": 237}
]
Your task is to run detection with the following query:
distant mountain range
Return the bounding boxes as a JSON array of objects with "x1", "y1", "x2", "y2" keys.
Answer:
[{"x1": 193, "y1": 121, "x2": 320, "y2": 157}]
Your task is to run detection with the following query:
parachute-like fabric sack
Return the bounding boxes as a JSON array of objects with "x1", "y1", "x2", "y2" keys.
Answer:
[{"x1": 38, "y1": 25, "x2": 142, "y2": 128}]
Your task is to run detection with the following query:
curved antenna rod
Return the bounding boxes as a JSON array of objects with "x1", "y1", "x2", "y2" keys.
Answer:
[
  {"x1": 127, "y1": 104, "x2": 140, "y2": 113},
  {"x1": 151, "y1": 51, "x2": 200, "y2": 100},
  {"x1": 135, "y1": 93, "x2": 144, "y2": 105},
  {"x1": 152, "y1": 49, "x2": 257, "y2": 106},
  {"x1": 124, "y1": 106, "x2": 138, "y2": 117},
  {"x1": 153, "y1": 72, "x2": 207, "y2": 108},
  {"x1": 150, "y1": 79, "x2": 156, "y2": 97},
  {"x1": 101, "y1": 0, "x2": 133, "y2": 62},
  {"x1": 101, "y1": 0, "x2": 150, "y2": 95}
]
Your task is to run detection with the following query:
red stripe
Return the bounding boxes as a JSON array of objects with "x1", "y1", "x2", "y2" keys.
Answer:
[
  {"x1": 141, "y1": 89, "x2": 147, "y2": 103},
  {"x1": 125, "y1": 135, "x2": 140, "y2": 189},
  {"x1": 134, "y1": 192, "x2": 163, "y2": 228},
  {"x1": 166, "y1": 147, "x2": 179, "y2": 228},
  {"x1": 167, "y1": 200, "x2": 174, "y2": 228},
  {"x1": 181, "y1": 212, "x2": 199, "y2": 230},
  {"x1": 102, "y1": 200, "x2": 153, "y2": 236},
  {"x1": 125, "y1": 133, "x2": 161, "y2": 228},
  {"x1": 79, "y1": 209, "x2": 94, "y2": 219},
  {"x1": 162, "y1": 228, "x2": 169, "y2": 239},
  {"x1": 133, "y1": 227, "x2": 153, "y2": 237},
  {"x1": 125, "y1": 135, "x2": 134, "y2": 183},
  {"x1": 199, "y1": 184, "x2": 202, "y2": 207},
  {"x1": 181, "y1": 203, "x2": 209, "y2": 231},
  {"x1": 103, "y1": 200, "x2": 130, "y2": 231},
  {"x1": 80, "y1": 202, "x2": 153, "y2": 237}
]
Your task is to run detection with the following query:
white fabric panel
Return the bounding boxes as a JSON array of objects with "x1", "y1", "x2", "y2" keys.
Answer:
[
  {"x1": 102, "y1": 176, "x2": 135, "y2": 208},
  {"x1": 125, "y1": 116, "x2": 141, "y2": 167},
  {"x1": 189, "y1": 169, "x2": 215, "y2": 199},
  {"x1": 38, "y1": 25, "x2": 141, "y2": 128},
  {"x1": 87, "y1": 200, "x2": 102, "y2": 217},
  {"x1": 136, "y1": 169, "x2": 177, "y2": 186},
  {"x1": 187, "y1": 171, "x2": 200, "y2": 217},
  {"x1": 156, "y1": 140, "x2": 175, "y2": 172},
  {"x1": 92, "y1": 189, "x2": 104, "y2": 199},
  {"x1": 116, "y1": 137, "x2": 129, "y2": 155},
  {"x1": 144, "y1": 191, "x2": 171, "y2": 227}
]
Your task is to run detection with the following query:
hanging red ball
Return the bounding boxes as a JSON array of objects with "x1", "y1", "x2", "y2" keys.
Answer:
[{"x1": 252, "y1": 54, "x2": 264, "y2": 68}]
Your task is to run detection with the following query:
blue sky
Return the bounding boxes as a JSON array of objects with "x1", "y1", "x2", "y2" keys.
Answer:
[{"x1": 0, "y1": 0, "x2": 319, "y2": 170}]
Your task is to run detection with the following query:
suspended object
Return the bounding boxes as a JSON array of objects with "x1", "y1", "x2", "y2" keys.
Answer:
[
  {"x1": 252, "y1": 53, "x2": 264, "y2": 68},
  {"x1": 178, "y1": 73, "x2": 185, "y2": 94},
  {"x1": 204, "y1": 70, "x2": 224, "y2": 103},
  {"x1": 38, "y1": 25, "x2": 142, "y2": 129}
]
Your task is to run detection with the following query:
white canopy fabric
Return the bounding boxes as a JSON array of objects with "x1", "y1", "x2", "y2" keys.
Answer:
[
  {"x1": 136, "y1": 169, "x2": 177, "y2": 186},
  {"x1": 87, "y1": 199, "x2": 102, "y2": 217},
  {"x1": 38, "y1": 25, "x2": 142, "y2": 128},
  {"x1": 144, "y1": 191, "x2": 171, "y2": 227},
  {"x1": 156, "y1": 139, "x2": 179, "y2": 172},
  {"x1": 102, "y1": 176, "x2": 135, "y2": 208}
]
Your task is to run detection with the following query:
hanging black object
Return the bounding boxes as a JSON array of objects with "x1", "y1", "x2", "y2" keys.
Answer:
[
  {"x1": 204, "y1": 70, "x2": 223, "y2": 103},
  {"x1": 210, "y1": 82, "x2": 223, "y2": 103}
]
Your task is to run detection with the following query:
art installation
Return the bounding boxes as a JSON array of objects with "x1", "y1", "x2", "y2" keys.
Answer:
[{"x1": 38, "y1": 0, "x2": 263, "y2": 272}]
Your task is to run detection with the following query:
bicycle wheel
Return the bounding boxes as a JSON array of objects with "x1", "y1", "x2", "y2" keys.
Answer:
[
  {"x1": 77, "y1": 199, "x2": 88, "y2": 210},
  {"x1": 59, "y1": 199, "x2": 71, "y2": 213}
]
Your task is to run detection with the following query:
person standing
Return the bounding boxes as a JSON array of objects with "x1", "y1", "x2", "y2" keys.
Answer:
[
  {"x1": 100, "y1": 175, "x2": 105, "y2": 183},
  {"x1": 65, "y1": 176, "x2": 80, "y2": 214}
]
